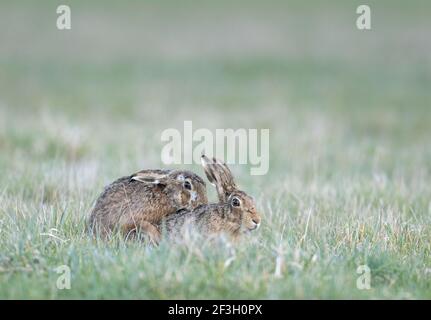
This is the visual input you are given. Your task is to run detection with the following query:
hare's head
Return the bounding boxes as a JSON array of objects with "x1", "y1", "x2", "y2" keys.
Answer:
[
  {"x1": 168, "y1": 170, "x2": 208, "y2": 209},
  {"x1": 131, "y1": 169, "x2": 208, "y2": 210},
  {"x1": 226, "y1": 191, "x2": 261, "y2": 232},
  {"x1": 201, "y1": 155, "x2": 261, "y2": 232}
]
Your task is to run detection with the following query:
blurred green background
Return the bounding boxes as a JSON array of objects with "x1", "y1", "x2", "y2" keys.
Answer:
[
  {"x1": 1, "y1": 0, "x2": 430, "y2": 177},
  {"x1": 0, "y1": 0, "x2": 430, "y2": 299}
]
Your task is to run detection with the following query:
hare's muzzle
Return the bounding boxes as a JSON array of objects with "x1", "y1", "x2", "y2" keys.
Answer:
[
  {"x1": 249, "y1": 218, "x2": 260, "y2": 230},
  {"x1": 246, "y1": 208, "x2": 261, "y2": 231}
]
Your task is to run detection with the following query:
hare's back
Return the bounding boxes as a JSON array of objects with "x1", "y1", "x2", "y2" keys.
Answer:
[{"x1": 90, "y1": 175, "x2": 161, "y2": 223}]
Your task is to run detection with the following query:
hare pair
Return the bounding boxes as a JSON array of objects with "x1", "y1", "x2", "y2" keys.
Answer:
[{"x1": 89, "y1": 155, "x2": 261, "y2": 243}]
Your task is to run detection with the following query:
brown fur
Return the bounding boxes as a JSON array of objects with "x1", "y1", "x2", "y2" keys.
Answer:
[{"x1": 89, "y1": 169, "x2": 208, "y2": 243}]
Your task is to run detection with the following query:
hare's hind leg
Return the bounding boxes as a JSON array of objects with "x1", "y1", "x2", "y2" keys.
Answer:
[{"x1": 122, "y1": 219, "x2": 161, "y2": 245}]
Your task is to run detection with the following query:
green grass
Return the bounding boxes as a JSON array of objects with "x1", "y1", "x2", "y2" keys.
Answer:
[{"x1": 0, "y1": 0, "x2": 430, "y2": 299}]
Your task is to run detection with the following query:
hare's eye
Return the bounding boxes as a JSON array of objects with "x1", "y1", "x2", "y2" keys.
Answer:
[
  {"x1": 184, "y1": 180, "x2": 192, "y2": 190},
  {"x1": 232, "y1": 197, "x2": 241, "y2": 207}
]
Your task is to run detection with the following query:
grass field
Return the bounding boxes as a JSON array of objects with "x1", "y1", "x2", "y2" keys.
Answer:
[{"x1": 0, "y1": 0, "x2": 430, "y2": 299}]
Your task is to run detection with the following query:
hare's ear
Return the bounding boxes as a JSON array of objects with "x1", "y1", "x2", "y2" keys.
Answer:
[
  {"x1": 130, "y1": 171, "x2": 170, "y2": 186},
  {"x1": 201, "y1": 155, "x2": 217, "y2": 186},
  {"x1": 201, "y1": 155, "x2": 237, "y2": 202}
]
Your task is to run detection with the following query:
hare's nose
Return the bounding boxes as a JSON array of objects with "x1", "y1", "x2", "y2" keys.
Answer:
[{"x1": 250, "y1": 218, "x2": 260, "y2": 230}]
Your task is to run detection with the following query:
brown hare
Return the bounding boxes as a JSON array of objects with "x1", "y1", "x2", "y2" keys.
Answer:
[
  {"x1": 161, "y1": 155, "x2": 261, "y2": 241},
  {"x1": 89, "y1": 169, "x2": 208, "y2": 243}
]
